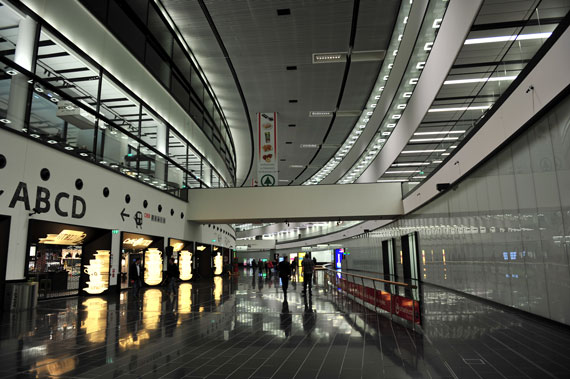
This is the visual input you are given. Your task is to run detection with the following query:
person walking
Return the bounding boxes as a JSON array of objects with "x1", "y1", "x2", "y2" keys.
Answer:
[
  {"x1": 129, "y1": 257, "x2": 143, "y2": 298},
  {"x1": 291, "y1": 257, "x2": 297, "y2": 278},
  {"x1": 166, "y1": 257, "x2": 180, "y2": 296},
  {"x1": 278, "y1": 258, "x2": 291, "y2": 298},
  {"x1": 302, "y1": 254, "x2": 315, "y2": 295}
]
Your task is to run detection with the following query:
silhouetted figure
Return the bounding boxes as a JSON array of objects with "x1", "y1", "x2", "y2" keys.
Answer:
[
  {"x1": 129, "y1": 258, "x2": 143, "y2": 298},
  {"x1": 166, "y1": 257, "x2": 179, "y2": 296},
  {"x1": 278, "y1": 259, "x2": 291, "y2": 298},
  {"x1": 302, "y1": 254, "x2": 315, "y2": 295},
  {"x1": 303, "y1": 292, "x2": 316, "y2": 333}
]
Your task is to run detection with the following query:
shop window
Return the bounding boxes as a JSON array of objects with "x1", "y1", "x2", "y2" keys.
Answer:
[
  {"x1": 147, "y1": 4, "x2": 173, "y2": 57},
  {"x1": 173, "y1": 43, "x2": 191, "y2": 80},
  {"x1": 171, "y1": 73, "x2": 190, "y2": 111},
  {"x1": 190, "y1": 69, "x2": 203, "y2": 103},
  {"x1": 79, "y1": 0, "x2": 109, "y2": 24},
  {"x1": 125, "y1": 0, "x2": 149, "y2": 24}
]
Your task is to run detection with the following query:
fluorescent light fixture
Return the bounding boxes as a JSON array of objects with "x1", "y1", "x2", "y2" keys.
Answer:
[
  {"x1": 397, "y1": 104, "x2": 406, "y2": 109},
  {"x1": 313, "y1": 53, "x2": 346, "y2": 63},
  {"x1": 441, "y1": 153, "x2": 450, "y2": 156},
  {"x1": 392, "y1": 162, "x2": 430, "y2": 167},
  {"x1": 387, "y1": 123, "x2": 396, "y2": 128},
  {"x1": 416, "y1": 62, "x2": 425, "y2": 69},
  {"x1": 386, "y1": 170, "x2": 420, "y2": 174},
  {"x1": 409, "y1": 78, "x2": 418, "y2": 85},
  {"x1": 432, "y1": 160, "x2": 443, "y2": 164},
  {"x1": 402, "y1": 92, "x2": 412, "y2": 98},
  {"x1": 428, "y1": 105, "x2": 490, "y2": 112},
  {"x1": 432, "y1": 19, "x2": 442, "y2": 28},
  {"x1": 290, "y1": 165, "x2": 305, "y2": 168},
  {"x1": 424, "y1": 42, "x2": 433, "y2": 51},
  {"x1": 412, "y1": 176, "x2": 427, "y2": 179},
  {"x1": 464, "y1": 32, "x2": 551, "y2": 45},
  {"x1": 392, "y1": 114, "x2": 401, "y2": 119},
  {"x1": 300, "y1": 144, "x2": 319, "y2": 148},
  {"x1": 378, "y1": 179, "x2": 408, "y2": 182},
  {"x1": 444, "y1": 76, "x2": 517, "y2": 85},
  {"x1": 382, "y1": 132, "x2": 391, "y2": 136},
  {"x1": 402, "y1": 149, "x2": 446, "y2": 154},
  {"x1": 414, "y1": 130, "x2": 465, "y2": 135},
  {"x1": 410, "y1": 137, "x2": 459, "y2": 143}
]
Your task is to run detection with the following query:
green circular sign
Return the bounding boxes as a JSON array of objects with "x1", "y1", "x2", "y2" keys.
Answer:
[{"x1": 260, "y1": 174, "x2": 276, "y2": 186}]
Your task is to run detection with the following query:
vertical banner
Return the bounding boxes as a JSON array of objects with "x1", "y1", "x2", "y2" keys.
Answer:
[{"x1": 257, "y1": 112, "x2": 278, "y2": 186}]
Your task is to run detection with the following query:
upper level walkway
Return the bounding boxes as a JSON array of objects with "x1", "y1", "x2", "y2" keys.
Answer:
[{"x1": 1, "y1": 270, "x2": 569, "y2": 378}]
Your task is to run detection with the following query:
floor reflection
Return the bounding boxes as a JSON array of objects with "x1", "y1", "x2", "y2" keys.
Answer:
[{"x1": 0, "y1": 271, "x2": 569, "y2": 378}]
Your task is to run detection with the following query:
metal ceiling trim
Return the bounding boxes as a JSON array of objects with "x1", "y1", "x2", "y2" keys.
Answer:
[{"x1": 319, "y1": 0, "x2": 429, "y2": 185}]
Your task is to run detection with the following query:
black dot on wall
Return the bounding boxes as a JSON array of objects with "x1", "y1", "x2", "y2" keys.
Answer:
[
  {"x1": 0, "y1": 154, "x2": 6, "y2": 169},
  {"x1": 180, "y1": 212, "x2": 184, "y2": 219},
  {"x1": 103, "y1": 187, "x2": 110, "y2": 198},
  {"x1": 75, "y1": 178, "x2": 83, "y2": 190},
  {"x1": 170, "y1": 209, "x2": 174, "y2": 216},
  {"x1": 40, "y1": 168, "x2": 50, "y2": 181},
  {"x1": 158, "y1": 204, "x2": 162, "y2": 213},
  {"x1": 143, "y1": 200, "x2": 148, "y2": 208},
  {"x1": 125, "y1": 194, "x2": 131, "y2": 204}
]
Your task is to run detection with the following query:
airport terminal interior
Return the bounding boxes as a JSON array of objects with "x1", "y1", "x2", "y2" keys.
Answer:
[{"x1": 0, "y1": 0, "x2": 570, "y2": 378}]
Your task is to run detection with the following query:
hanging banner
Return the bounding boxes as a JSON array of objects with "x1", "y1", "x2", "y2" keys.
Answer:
[{"x1": 257, "y1": 112, "x2": 278, "y2": 186}]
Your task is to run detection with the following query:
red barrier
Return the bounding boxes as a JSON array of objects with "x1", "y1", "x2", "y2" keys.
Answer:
[{"x1": 393, "y1": 295, "x2": 420, "y2": 324}]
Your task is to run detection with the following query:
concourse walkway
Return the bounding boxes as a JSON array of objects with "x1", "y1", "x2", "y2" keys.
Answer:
[{"x1": 0, "y1": 270, "x2": 569, "y2": 378}]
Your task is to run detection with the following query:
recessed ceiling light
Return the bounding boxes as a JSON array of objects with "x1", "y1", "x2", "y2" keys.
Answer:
[
  {"x1": 414, "y1": 130, "x2": 465, "y2": 135},
  {"x1": 277, "y1": 8, "x2": 291, "y2": 16},
  {"x1": 402, "y1": 149, "x2": 446, "y2": 154},
  {"x1": 47, "y1": 140, "x2": 57, "y2": 144},
  {"x1": 444, "y1": 76, "x2": 517, "y2": 85},
  {"x1": 0, "y1": 118, "x2": 11, "y2": 124},
  {"x1": 31, "y1": 133, "x2": 40, "y2": 138},
  {"x1": 79, "y1": 152, "x2": 88, "y2": 157},
  {"x1": 6, "y1": 69, "x2": 18, "y2": 76},
  {"x1": 428, "y1": 105, "x2": 490, "y2": 113},
  {"x1": 464, "y1": 32, "x2": 551, "y2": 45},
  {"x1": 387, "y1": 124, "x2": 396, "y2": 128},
  {"x1": 410, "y1": 137, "x2": 459, "y2": 143},
  {"x1": 64, "y1": 146, "x2": 74, "y2": 151}
]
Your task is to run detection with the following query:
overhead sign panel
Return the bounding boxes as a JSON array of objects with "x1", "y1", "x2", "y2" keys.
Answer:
[{"x1": 256, "y1": 112, "x2": 278, "y2": 186}]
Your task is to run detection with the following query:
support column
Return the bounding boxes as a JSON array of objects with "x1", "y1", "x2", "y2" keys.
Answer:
[
  {"x1": 6, "y1": 17, "x2": 37, "y2": 132},
  {"x1": 155, "y1": 123, "x2": 168, "y2": 184}
]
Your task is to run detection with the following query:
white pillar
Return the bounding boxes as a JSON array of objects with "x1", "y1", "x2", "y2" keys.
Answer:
[
  {"x1": 5, "y1": 210, "x2": 29, "y2": 280},
  {"x1": 155, "y1": 122, "x2": 168, "y2": 183},
  {"x1": 109, "y1": 232, "x2": 121, "y2": 287},
  {"x1": 7, "y1": 17, "x2": 37, "y2": 132}
]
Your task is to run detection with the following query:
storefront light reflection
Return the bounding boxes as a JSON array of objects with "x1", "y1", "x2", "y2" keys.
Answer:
[
  {"x1": 81, "y1": 297, "x2": 107, "y2": 344},
  {"x1": 214, "y1": 276, "x2": 222, "y2": 303},
  {"x1": 178, "y1": 282, "x2": 192, "y2": 314},
  {"x1": 143, "y1": 289, "x2": 162, "y2": 330},
  {"x1": 144, "y1": 248, "x2": 163, "y2": 285},
  {"x1": 179, "y1": 250, "x2": 193, "y2": 280}
]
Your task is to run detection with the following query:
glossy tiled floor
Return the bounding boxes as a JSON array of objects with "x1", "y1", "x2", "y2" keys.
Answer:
[{"x1": 1, "y1": 269, "x2": 569, "y2": 378}]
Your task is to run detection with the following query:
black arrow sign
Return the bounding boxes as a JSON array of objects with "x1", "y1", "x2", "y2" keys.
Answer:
[{"x1": 120, "y1": 208, "x2": 130, "y2": 222}]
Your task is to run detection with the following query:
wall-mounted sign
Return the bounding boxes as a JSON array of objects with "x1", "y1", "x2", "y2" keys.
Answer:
[
  {"x1": 144, "y1": 248, "x2": 163, "y2": 285},
  {"x1": 83, "y1": 250, "x2": 110, "y2": 294},
  {"x1": 9, "y1": 182, "x2": 86, "y2": 218},
  {"x1": 39, "y1": 230, "x2": 86, "y2": 245},
  {"x1": 256, "y1": 112, "x2": 278, "y2": 186},
  {"x1": 123, "y1": 238, "x2": 153, "y2": 248},
  {"x1": 213, "y1": 252, "x2": 223, "y2": 275},
  {"x1": 179, "y1": 250, "x2": 193, "y2": 281},
  {"x1": 196, "y1": 245, "x2": 206, "y2": 251}
]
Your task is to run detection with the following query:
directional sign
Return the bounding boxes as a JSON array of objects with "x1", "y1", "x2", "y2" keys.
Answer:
[
  {"x1": 120, "y1": 208, "x2": 130, "y2": 222},
  {"x1": 261, "y1": 174, "x2": 276, "y2": 186}
]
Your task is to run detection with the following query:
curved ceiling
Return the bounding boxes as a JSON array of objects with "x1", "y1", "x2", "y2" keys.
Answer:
[{"x1": 160, "y1": 0, "x2": 401, "y2": 186}]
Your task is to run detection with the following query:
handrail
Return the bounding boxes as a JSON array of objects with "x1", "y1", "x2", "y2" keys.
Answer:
[{"x1": 321, "y1": 264, "x2": 416, "y2": 289}]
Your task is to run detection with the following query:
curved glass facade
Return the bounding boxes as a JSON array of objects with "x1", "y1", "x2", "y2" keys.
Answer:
[
  {"x1": 0, "y1": 0, "x2": 230, "y2": 198},
  {"x1": 79, "y1": 0, "x2": 237, "y2": 179}
]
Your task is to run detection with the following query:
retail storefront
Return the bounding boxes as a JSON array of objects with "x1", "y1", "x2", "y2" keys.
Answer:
[
  {"x1": 26, "y1": 220, "x2": 111, "y2": 298},
  {"x1": 121, "y1": 232, "x2": 164, "y2": 288},
  {"x1": 195, "y1": 243, "x2": 212, "y2": 278},
  {"x1": 169, "y1": 238, "x2": 194, "y2": 281}
]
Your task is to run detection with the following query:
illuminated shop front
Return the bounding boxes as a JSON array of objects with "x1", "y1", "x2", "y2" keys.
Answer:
[
  {"x1": 169, "y1": 238, "x2": 194, "y2": 281},
  {"x1": 121, "y1": 232, "x2": 164, "y2": 288},
  {"x1": 213, "y1": 246, "x2": 223, "y2": 275},
  {"x1": 26, "y1": 220, "x2": 111, "y2": 298}
]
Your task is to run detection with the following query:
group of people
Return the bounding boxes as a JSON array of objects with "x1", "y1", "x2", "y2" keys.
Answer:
[
  {"x1": 251, "y1": 258, "x2": 274, "y2": 276},
  {"x1": 277, "y1": 255, "x2": 316, "y2": 298}
]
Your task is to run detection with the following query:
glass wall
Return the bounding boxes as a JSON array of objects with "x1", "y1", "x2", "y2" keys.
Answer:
[
  {"x1": 337, "y1": 93, "x2": 570, "y2": 326},
  {"x1": 0, "y1": 1, "x2": 231, "y2": 197},
  {"x1": 78, "y1": 0, "x2": 236, "y2": 178}
]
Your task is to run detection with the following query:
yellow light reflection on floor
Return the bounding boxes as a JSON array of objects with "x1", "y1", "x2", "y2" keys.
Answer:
[
  {"x1": 33, "y1": 357, "x2": 77, "y2": 376},
  {"x1": 214, "y1": 276, "x2": 222, "y2": 304},
  {"x1": 81, "y1": 297, "x2": 107, "y2": 343},
  {"x1": 178, "y1": 283, "x2": 192, "y2": 314},
  {"x1": 143, "y1": 289, "x2": 162, "y2": 330}
]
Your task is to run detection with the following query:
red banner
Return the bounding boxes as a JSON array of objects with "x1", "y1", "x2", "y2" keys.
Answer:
[
  {"x1": 393, "y1": 295, "x2": 420, "y2": 324},
  {"x1": 376, "y1": 290, "x2": 392, "y2": 312},
  {"x1": 365, "y1": 287, "x2": 375, "y2": 304}
]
